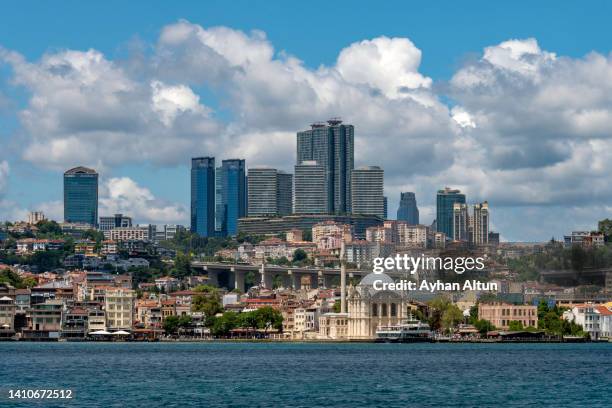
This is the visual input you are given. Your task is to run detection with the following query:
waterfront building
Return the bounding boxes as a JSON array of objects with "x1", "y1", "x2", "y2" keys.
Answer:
[
  {"x1": 345, "y1": 273, "x2": 415, "y2": 339},
  {"x1": 436, "y1": 187, "x2": 466, "y2": 239},
  {"x1": 239, "y1": 214, "x2": 381, "y2": 239},
  {"x1": 104, "y1": 288, "x2": 135, "y2": 331},
  {"x1": 294, "y1": 161, "x2": 328, "y2": 214},
  {"x1": 470, "y1": 202, "x2": 489, "y2": 245},
  {"x1": 318, "y1": 312, "x2": 349, "y2": 339},
  {"x1": 396, "y1": 192, "x2": 419, "y2": 224},
  {"x1": 64, "y1": 166, "x2": 99, "y2": 226},
  {"x1": 297, "y1": 119, "x2": 354, "y2": 214},
  {"x1": 453, "y1": 203, "x2": 469, "y2": 241},
  {"x1": 191, "y1": 157, "x2": 216, "y2": 237},
  {"x1": 219, "y1": 159, "x2": 247, "y2": 236},
  {"x1": 294, "y1": 307, "x2": 319, "y2": 334},
  {"x1": 24, "y1": 299, "x2": 63, "y2": 340},
  {"x1": 0, "y1": 294, "x2": 15, "y2": 336},
  {"x1": 99, "y1": 214, "x2": 132, "y2": 239},
  {"x1": 478, "y1": 302, "x2": 537, "y2": 330},
  {"x1": 247, "y1": 168, "x2": 293, "y2": 216},
  {"x1": 351, "y1": 166, "x2": 384, "y2": 219},
  {"x1": 27, "y1": 211, "x2": 46, "y2": 225}
]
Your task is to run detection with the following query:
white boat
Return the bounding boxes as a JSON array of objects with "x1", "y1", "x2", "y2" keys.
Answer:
[{"x1": 375, "y1": 315, "x2": 432, "y2": 343}]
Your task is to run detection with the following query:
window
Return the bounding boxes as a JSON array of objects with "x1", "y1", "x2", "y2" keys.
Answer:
[
  {"x1": 391, "y1": 303, "x2": 397, "y2": 317},
  {"x1": 372, "y1": 304, "x2": 378, "y2": 316},
  {"x1": 382, "y1": 304, "x2": 388, "y2": 317}
]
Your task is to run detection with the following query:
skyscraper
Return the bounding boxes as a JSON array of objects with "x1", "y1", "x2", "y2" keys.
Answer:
[
  {"x1": 191, "y1": 157, "x2": 216, "y2": 237},
  {"x1": 351, "y1": 166, "x2": 384, "y2": 219},
  {"x1": 64, "y1": 166, "x2": 98, "y2": 226},
  {"x1": 436, "y1": 187, "x2": 466, "y2": 239},
  {"x1": 470, "y1": 202, "x2": 490, "y2": 245},
  {"x1": 396, "y1": 192, "x2": 419, "y2": 225},
  {"x1": 247, "y1": 168, "x2": 293, "y2": 216},
  {"x1": 276, "y1": 171, "x2": 293, "y2": 216},
  {"x1": 296, "y1": 119, "x2": 354, "y2": 214},
  {"x1": 294, "y1": 161, "x2": 328, "y2": 214},
  {"x1": 453, "y1": 203, "x2": 469, "y2": 241},
  {"x1": 383, "y1": 196, "x2": 388, "y2": 220},
  {"x1": 219, "y1": 159, "x2": 246, "y2": 236},
  {"x1": 215, "y1": 167, "x2": 223, "y2": 232}
]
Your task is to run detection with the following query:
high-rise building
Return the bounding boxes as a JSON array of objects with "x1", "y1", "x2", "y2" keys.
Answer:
[
  {"x1": 453, "y1": 203, "x2": 469, "y2": 241},
  {"x1": 294, "y1": 161, "x2": 328, "y2": 214},
  {"x1": 296, "y1": 119, "x2": 354, "y2": 214},
  {"x1": 383, "y1": 196, "x2": 388, "y2": 220},
  {"x1": 470, "y1": 202, "x2": 489, "y2": 245},
  {"x1": 277, "y1": 172, "x2": 293, "y2": 216},
  {"x1": 396, "y1": 192, "x2": 419, "y2": 225},
  {"x1": 215, "y1": 167, "x2": 223, "y2": 232},
  {"x1": 64, "y1": 166, "x2": 98, "y2": 226},
  {"x1": 436, "y1": 187, "x2": 466, "y2": 239},
  {"x1": 247, "y1": 168, "x2": 293, "y2": 217},
  {"x1": 219, "y1": 159, "x2": 247, "y2": 236},
  {"x1": 191, "y1": 157, "x2": 216, "y2": 237},
  {"x1": 351, "y1": 166, "x2": 384, "y2": 219},
  {"x1": 99, "y1": 214, "x2": 133, "y2": 239}
]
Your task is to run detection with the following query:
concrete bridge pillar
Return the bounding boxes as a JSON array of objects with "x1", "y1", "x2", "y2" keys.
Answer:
[
  {"x1": 234, "y1": 269, "x2": 245, "y2": 293},
  {"x1": 289, "y1": 270, "x2": 301, "y2": 290},
  {"x1": 323, "y1": 274, "x2": 335, "y2": 289},
  {"x1": 206, "y1": 269, "x2": 219, "y2": 287},
  {"x1": 260, "y1": 264, "x2": 273, "y2": 289}
]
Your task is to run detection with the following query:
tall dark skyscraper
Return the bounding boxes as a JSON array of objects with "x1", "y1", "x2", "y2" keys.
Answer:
[
  {"x1": 63, "y1": 166, "x2": 98, "y2": 226},
  {"x1": 191, "y1": 157, "x2": 216, "y2": 237},
  {"x1": 219, "y1": 159, "x2": 246, "y2": 236},
  {"x1": 397, "y1": 192, "x2": 419, "y2": 225},
  {"x1": 436, "y1": 187, "x2": 466, "y2": 239},
  {"x1": 296, "y1": 118, "x2": 354, "y2": 214}
]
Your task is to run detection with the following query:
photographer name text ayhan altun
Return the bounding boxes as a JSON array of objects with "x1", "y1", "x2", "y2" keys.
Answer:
[{"x1": 372, "y1": 279, "x2": 497, "y2": 293}]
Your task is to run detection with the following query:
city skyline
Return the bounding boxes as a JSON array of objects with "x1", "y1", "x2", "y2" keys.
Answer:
[{"x1": 1, "y1": 2, "x2": 612, "y2": 241}]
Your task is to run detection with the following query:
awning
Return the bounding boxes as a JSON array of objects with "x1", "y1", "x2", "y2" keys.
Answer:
[
  {"x1": 112, "y1": 330, "x2": 130, "y2": 335},
  {"x1": 89, "y1": 330, "x2": 111, "y2": 335}
]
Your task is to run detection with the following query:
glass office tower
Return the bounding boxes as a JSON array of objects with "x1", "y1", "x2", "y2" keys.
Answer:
[
  {"x1": 397, "y1": 192, "x2": 419, "y2": 225},
  {"x1": 64, "y1": 166, "x2": 98, "y2": 226},
  {"x1": 296, "y1": 118, "x2": 354, "y2": 214},
  {"x1": 436, "y1": 187, "x2": 466, "y2": 239},
  {"x1": 191, "y1": 157, "x2": 216, "y2": 237},
  {"x1": 220, "y1": 159, "x2": 246, "y2": 236}
]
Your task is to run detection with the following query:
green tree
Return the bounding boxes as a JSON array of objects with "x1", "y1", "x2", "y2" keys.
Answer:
[
  {"x1": 162, "y1": 315, "x2": 180, "y2": 334},
  {"x1": 473, "y1": 319, "x2": 496, "y2": 335},
  {"x1": 441, "y1": 305, "x2": 463, "y2": 332},
  {"x1": 36, "y1": 220, "x2": 62, "y2": 236},
  {"x1": 598, "y1": 218, "x2": 612, "y2": 240},
  {"x1": 293, "y1": 249, "x2": 307, "y2": 262},
  {"x1": 170, "y1": 251, "x2": 193, "y2": 279},
  {"x1": 211, "y1": 312, "x2": 239, "y2": 336},
  {"x1": 192, "y1": 285, "x2": 223, "y2": 326},
  {"x1": 508, "y1": 320, "x2": 524, "y2": 331}
]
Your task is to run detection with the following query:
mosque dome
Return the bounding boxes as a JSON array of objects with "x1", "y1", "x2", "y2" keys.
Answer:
[{"x1": 359, "y1": 272, "x2": 394, "y2": 286}]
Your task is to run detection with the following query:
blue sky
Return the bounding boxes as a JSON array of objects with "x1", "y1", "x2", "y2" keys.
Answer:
[{"x1": 1, "y1": 1, "x2": 612, "y2": 241}]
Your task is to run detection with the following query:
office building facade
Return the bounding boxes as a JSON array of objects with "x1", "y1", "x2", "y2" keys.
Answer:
[
  {"x1": 453, "y1": 203, "x2": 469, "y2": 241},
  {"x1": 436, "y1": 187, "x2": 466, "y2": 239},
  {"x1": 219, "y1": 159, "x2": 247, "y2": 236},
  {"x1": 191, "y1": 157, "x2": 216, "y2": 237},
  {"x1": 64, "y1": 166, "x2": 98, "y2": 226},
  {"x1": 396, "y1": 192, "x2": 419, "y2": 225},
  {"x1": 294, "y1": 161, "x2": 328, "y2": 214},
  {"x1": 296, "y1": 119, "x2": 354, "y2": 214},
  {"x1": 351, "y1": 166, "x2": 384, "y2": 219},
  {"x1": 247, "y1": 168, "x2": 293, "y2": 217}
]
